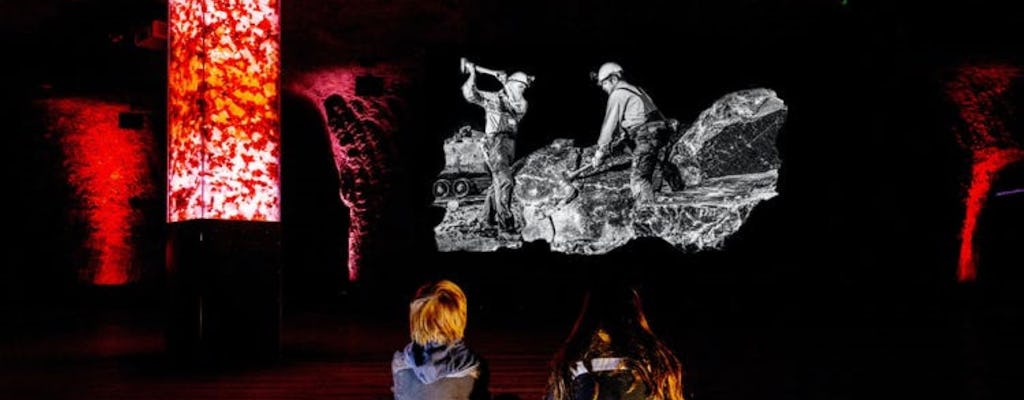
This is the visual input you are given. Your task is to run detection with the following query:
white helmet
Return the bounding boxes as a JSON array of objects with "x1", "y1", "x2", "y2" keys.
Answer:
[
  {"x1": 507, "y1": 71, "x2": 534, "y2": 87},
  {"x1": 595, "y1": 62, "x2": 623, "y2": 82}
]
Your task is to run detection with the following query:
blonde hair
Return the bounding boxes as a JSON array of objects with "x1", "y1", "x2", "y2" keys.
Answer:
[{"x1": 409, "y1": 280, "x2": 468, "y2": 346}]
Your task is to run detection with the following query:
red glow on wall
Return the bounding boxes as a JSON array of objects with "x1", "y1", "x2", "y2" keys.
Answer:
[
  {"x1": 42, "y1": 98, "x2": 157, "y2": 285},
  {"x1": 957, "y1": 148, "x2": 1024, "y2": 281},
  {"x1": 287, "y1": 66, "x2": 405, "y2": 281},
  {"x1": 168, "y1": 0, "x2": 281, "y2": 222},
  {"x1": 946, "y1": 64, "x2": 1023, "y2": 282}
]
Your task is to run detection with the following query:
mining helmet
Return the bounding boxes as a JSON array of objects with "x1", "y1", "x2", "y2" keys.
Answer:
[
  {"x1": 507, "y1": 71, "x2": 533, "y2": 87},
  {"x1": 593, "y1": 62, "x2": 623, "y2": 83}
]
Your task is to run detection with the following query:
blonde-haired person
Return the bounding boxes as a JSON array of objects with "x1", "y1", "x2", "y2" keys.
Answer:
[
  {"x1": 545, "y1": 283, "x2": 686, "y2": 400},
  {"x1": 392, "y1": 280, "x2": 489, "y2": 400}
]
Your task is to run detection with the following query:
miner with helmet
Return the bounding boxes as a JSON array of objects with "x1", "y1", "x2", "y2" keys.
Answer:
[
  {"x1": 461, "y1": 59, "x2": 535, "y2": 233},
  {"x1": 590, "y1": 62, "x2": 683, "y2": 203}
]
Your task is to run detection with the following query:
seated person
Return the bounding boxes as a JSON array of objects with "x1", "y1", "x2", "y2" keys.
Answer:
[
  {"x1": 545, "y1": 284, "x2": 686, "y2": 400},
  {"x1": 392, "y1": 280, "x2": 489, "y2": 400}
]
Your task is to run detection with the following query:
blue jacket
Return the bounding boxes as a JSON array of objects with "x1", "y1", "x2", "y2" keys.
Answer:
[{"x1": 391, "y1": 340, "x2": 489, "y2": 400}]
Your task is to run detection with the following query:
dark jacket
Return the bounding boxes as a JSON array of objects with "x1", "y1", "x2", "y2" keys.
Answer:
[
  {"x1": 548, "y1": 357, "x2": 649, "y2": 400},
  {"x1": 571, "y1": 371, "x2": 647, "y2": 400},
  {"x1": 391, "y1": 340, "x2": 489, "y2": 400}
]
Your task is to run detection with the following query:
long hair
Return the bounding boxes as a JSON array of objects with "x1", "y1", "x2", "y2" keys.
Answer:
[
  {"x1": 546, "y1": 284, "x2": 685, "y2": 400},
  {"x1": 409, "y1": 280, "x2": 468, "y2": 346}
]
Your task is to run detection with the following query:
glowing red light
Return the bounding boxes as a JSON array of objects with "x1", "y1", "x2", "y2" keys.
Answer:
[
  {"x1": 946, "y1": 64, "x2": 1023, "y2": 282},
  {"x1": 168, "y1": 0, "x2": 281, "y2": 222},
  {"x1": 957, "y1": 148, "x2": 1024, "y2": 281},
  {"x1": 42, "y1": 98, "x2": 157, "y2": 285}
]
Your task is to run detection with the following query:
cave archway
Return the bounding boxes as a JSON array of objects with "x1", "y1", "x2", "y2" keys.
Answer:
[{"x1": 281, "y1": 91, "x2": 349, "y2": 309}]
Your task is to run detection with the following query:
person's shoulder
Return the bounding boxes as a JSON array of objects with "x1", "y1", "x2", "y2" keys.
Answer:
[
  {"x1": 478, "y1": 88, "x2": 499, "y2": 97},
  {"x1": 610, "y1": 86, "x2": 636, "y2": 101},
  {"x1": 456, "y1": 342, "x2": 487, "y2": 369},
  {"x1": 392, "y1": 347, "x2": 410, "y2": 373},
  {"x1": 570, "y1": 357, "x2": 628, "y2": 378},
  {"x1": 467, "y1": 347, "x2": 488, "y2": 369}
]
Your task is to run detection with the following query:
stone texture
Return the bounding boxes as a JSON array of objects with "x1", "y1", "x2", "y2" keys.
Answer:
[
  {"x1": 323, "y1": 93, "x2": 398, "y2": 280},
  {"x1": 671, "y1": 89, "x2": 787, "y2": 183},
  {"x1": 434, "y1": 89, "x2": 787, "y2": 254}
]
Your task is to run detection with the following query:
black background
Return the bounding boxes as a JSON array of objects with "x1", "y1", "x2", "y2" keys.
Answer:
[{"x1": 3, "y1": 1, "x2": 1024, "y2": 399}]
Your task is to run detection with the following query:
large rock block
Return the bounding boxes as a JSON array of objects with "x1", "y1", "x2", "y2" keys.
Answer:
[{"x1": 434, "y1": 89, "x2": 787, "y2": 254}]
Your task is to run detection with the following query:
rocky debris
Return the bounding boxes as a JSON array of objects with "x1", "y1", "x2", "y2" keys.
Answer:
[{"x1": 435, "y1": 89, "x2": 787, "y2": 254}]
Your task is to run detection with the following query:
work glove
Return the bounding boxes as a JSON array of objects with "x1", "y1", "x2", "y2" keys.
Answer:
[{"x1": 592, "y1": 148, "x2": 606, "y2": 167}]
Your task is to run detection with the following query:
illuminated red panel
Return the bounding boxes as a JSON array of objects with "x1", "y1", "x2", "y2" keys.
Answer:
[
  {"x1": 41, "y1": 98, "x2": 156, "y2": 285},
  {"x1": 946, "y1": 65, "x2": 1023, "y2": 282},
  {"x1": 168, "y1": 0, "x2": 281, "y2": 222},
  {"x1": 287, "y1": 66, "x2": 404, "y2": 280}
]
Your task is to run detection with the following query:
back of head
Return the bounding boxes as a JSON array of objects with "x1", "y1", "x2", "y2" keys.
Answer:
[
  {"x1": 409, "y1": 280, "x2": 468, "y2": 346},
  {"x1": 547, "y1": 283, "x2": 685, "y2": 400},
  {"x1": 570, "y1": 283, "x2": 652, "y2": 358}
]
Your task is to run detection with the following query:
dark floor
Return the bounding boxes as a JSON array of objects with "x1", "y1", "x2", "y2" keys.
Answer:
[
  {"x1": 0, "y1": 302, "x2": 559, "y2": 400},
  {"x1": 0, "y1": 285, "x2": 1004, "y2": 400},
  {"x1": 3, "y1": 230, "x2": 1022, "y2": 400}
]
